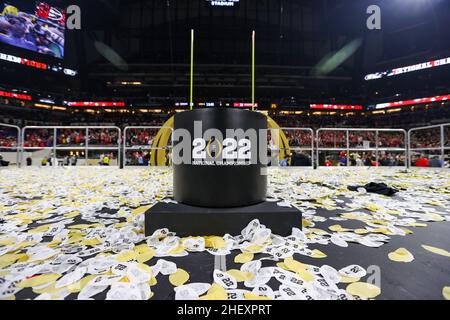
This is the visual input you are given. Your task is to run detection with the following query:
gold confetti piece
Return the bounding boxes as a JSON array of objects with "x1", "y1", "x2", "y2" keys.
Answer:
[
  {"x1": 388, "y1": 248, "x2": 415, "y2": 263},
  {"x1": 131, "y1": 205, "x2": 152, "y2": 217},
  {"x1": 399, "y1": 227, "x2": 414, "y2": 235},
  {"x1": 204, "y1": 236, "x2": 226, "y2": 249},
  {"x1": 27, "y1": 225, "x2": 50, "y2": 234},
  {"x1": 443, "y1": 287, "x2": 450, "y2": 300},
  {"x1": 302, "y1": 219, "x2": 313, "y2": 228},
  {"x1": 296, "y1": 269, "x2": 315, "y2": 282},
  {"x1": 354, "y1": 229, "x2": 369, "y2": 235},
  {"x1": 0, "y1": 295, "x2": 16, "y2": 300},
  {"x1": 276, "y1": 262, "x2": 290, "y2": 271},
  {"x1": 387, "y1": 209, "x2": 401, "y2": 215},
  {"x1": 346, "y1": 282, "x2": 381, "y2": 299},
  {"x1": 328, "y1": 225, "x2": 350, "y2": 232},
  {"x1": 366, "y1": 203, "x2": 382, "y2": 212},
  {"x1": 64, "y1": 211, "x2": 80, "y2": 219},
  {"x1": 244, "y1": 292, "x2": 272, "y2": 300},
  {"x1": 372, "y1": 228, "x2": 393, "y2": 235},
  {"x1": 411, "y1": 222, "x2": 427, "y2": 228},
  {"x1": 67, "y1": 275, "x2": 97, "y2": 293},
  {"x1": 47, "y1": 239, "x2": 62, "y2": 248},
  {"x1": 136, "y1": 251, "x2": 155, "y2": 264},
  {"x1": 17, "y1": 274, "x2": 61, "y2": 288},
  {"x1": 243, "y1": 245, "x2": 265, "y2": 253},
  {"x1": 227, "y1": 269, "x2": 254, "y2": 282},
  {"x1": 114, "y1": 222, "x2": 127, "y2": 229},
  {"x1": 426, "y1": 200, "x2": 443, "y2": 207},
  {"x1": 428, "y1": 213, "x2": 445, "y2": 222},
  {"x1": 116, "y1": 250, "x2": 138, "y2": 262},
  {"x1": 199, "y1": 283, "x2": 228, "y2": 300},
  {"x1": 168, "y1": 245, "x2": 186, "y2": 255},
  {"x1": 284, "y1": 257, "x2": 308, "y2": 272},
  {"x1": 0, "y1": 253, "x2": 28, "y2": 268},
  {"x1": 311, "y1": 249, "x2": 327, "y2": 259},
  {"x1": 421, "y1": 245, "x2": 450, "y2": 257},
  {"x1": 134, "y1": 244, "x2": 153, "y2": 254},
  {"x1": 370, "y1": 219, "x2": 389, "y2": 226},
  {"x1": 66, "y1": 234, "x2": 84, "y2": 244},
  {"x1": 148, "y1": 276, "x2": 158, "y2": 287},
  {"x1": 80, "y1": 238, "x2": 103, "y2": 246},
  {"x1": 340, "y1": 276, "x2": 360, "y2": 284},
  {"x1": 234, "y1": 252, "x2": 254, "y2": 264},
  {"x1": 0, "y1": 238, "x2": 15, "y2": 246},
  {"x1": 68, "y1": 224, "x2": 102, "y2": 230},
  {"x1": 169, "y1": 268, "x2": 190, "y2": 287}
]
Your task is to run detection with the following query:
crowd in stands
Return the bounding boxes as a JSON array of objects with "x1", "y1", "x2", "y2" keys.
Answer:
[
  {"x1": 322, "y1": 151, "x2": 407, "y2": 167},
  {"x1": 14, "y1": 128, "x2": 120, "y2": 148},
  {"x1": 1, "y1": 109, "x2": 450, "y2": 167},
  {"x1": 410, "y1": 126, "x2": 450, "y2": 149},
  {"x1": 313, "y1": 131, "x2": 407, "y2": 149},
  {"x1": 0, "y1": 128, "x2": 18, "y2": 148},
  {"x1": 125, "y1": 128, "x2": 161, "y2": 147}
]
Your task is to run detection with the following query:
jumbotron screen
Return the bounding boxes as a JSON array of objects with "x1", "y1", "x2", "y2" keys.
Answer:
[{"x1": 0, "y1": 1, "x2": 65, "y2": 59}]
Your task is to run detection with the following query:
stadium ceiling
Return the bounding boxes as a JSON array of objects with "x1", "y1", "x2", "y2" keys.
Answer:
[
  {"x1": 1, "y1": 0, "x2": 448, "y2": 102},
  {"x1": 72, "y1": 0, "x2": 448, "y2": 99}
]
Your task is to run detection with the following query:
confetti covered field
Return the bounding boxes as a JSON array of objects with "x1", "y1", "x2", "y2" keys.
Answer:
[{"x1": 1, "y1": 167, "x2": 450, "y2": 300}]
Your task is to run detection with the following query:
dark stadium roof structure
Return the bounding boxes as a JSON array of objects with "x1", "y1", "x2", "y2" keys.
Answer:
[{"x1": 0, "y1": 0, "x2": 449, "y2": 105}]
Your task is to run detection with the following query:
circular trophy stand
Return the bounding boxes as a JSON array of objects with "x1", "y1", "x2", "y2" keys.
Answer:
[{"x1": 173, "y1": 108, "x2": 267, "y2": 208}]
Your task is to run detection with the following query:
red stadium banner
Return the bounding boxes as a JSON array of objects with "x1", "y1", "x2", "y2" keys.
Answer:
[
  {"x1": 310, "y1": 104, "x2": 363, "y2": 110},
  {"x1": 67, "y1": 102, "x2": 126, "y2": 107},
  {"x1": 0, "y1": 90, "x2": 32, "y2": 101},
  {"x1": 233, "y1": 103, "x2": 258, "y2": 108},
  {"x1": 373, "y1": 94, "x2": 450, "y2": 110}
]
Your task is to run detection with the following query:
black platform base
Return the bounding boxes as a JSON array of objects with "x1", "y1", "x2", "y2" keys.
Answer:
[{"x1": 144, "y1": 200, "x2": 302, "y2": 237}]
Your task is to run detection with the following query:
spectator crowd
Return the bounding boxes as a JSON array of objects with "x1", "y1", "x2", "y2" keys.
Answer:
[{"x1": 1, "y1": 113, "x2": 449, "y2": 167}]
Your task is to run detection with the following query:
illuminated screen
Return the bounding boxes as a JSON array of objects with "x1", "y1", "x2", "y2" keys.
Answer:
[{"x1": 0, "y1": 1, "x2": 65, "y2": 59}]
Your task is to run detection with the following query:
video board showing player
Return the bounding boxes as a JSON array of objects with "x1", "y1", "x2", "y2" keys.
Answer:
[{"x1": 0, "y1": 1, "x2": 65, "y2": 59}]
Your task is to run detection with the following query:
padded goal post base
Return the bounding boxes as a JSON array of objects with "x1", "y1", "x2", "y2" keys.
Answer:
[{"x1": 144, "y1": 200, "x2": 302, "y2": 237}]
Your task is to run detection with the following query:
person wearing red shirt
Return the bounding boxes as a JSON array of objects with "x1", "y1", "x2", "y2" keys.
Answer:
[{"x1": 416, "y1": 155, "x2": 429, "y2": 167}]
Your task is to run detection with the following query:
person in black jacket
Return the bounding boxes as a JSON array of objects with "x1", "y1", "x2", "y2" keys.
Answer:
[
  {"x1": 0, "y1": 154, "x2": 10, "y2": 167},
  {"x1": 291, "y1": 151, "x2": 312, "y2": 167}
]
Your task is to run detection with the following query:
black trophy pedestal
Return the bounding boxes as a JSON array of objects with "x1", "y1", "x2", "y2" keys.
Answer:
[
  {"x1": 173, "y1": 108, "x2": 268, "y2": 208},
  {"x1": 144, "y1": 200, "x2": 302, "y2": 237}
]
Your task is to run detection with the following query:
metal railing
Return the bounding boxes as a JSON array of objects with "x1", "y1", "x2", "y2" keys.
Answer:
[
  {"x1": 0, "y1": 123, "x2": 21, "y2": 166},
  {"x1": 408, "y1": 123, "x2": 450, "y2": 168},
  {"x1": 123, "y1": 126, "x2": 173, "y2": 167},
  {"x1": 316, "y1": 128, "x2": 408, "y2": 168},
  {"x1": 269, "y1": 128, "x2": 314, "y2": 168},
  {"x1": 2, "y1": 124, "x2": 448, "y2": 169},
  {"x1": 21, "y1": 126, "x2": 122, "y2": 168}
]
